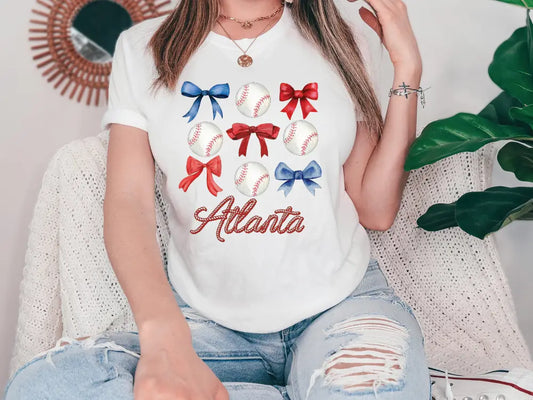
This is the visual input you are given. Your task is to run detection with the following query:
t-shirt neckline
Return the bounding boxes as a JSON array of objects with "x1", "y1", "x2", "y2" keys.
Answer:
[{"x1": 205, "y1": 3, "x2": 290, "y2": 50}]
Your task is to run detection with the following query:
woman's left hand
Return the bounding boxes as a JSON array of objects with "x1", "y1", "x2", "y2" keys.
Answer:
[{"x1": 348, "y1": 0, "x2": 422, "y2": 73}]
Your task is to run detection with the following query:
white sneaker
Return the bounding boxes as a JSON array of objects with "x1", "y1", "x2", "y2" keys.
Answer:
[{"x1": 429, "y1": 366, "x2": 533, "y2": 400}]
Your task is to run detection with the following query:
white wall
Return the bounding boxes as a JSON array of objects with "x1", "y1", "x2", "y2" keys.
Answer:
[{"x1": 1, "y1": 0, "x2": 531, "y2": 392}]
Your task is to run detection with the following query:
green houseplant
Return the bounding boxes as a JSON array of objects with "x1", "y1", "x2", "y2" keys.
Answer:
[{"x1": 404, "y1": 2, "x2": 533, "y2": 239}]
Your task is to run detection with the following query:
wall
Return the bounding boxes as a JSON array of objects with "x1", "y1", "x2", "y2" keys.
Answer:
[{"x1": 1, "y1": 0, "x2": 531, "y2": 391}]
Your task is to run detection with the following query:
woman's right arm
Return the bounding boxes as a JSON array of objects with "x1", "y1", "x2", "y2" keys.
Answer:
[
  {"x1": 104, "y1": 123, "x2": 229, "y2": 400},
  {"x1": 104, "y1": 122, "x2": 188, "y2": 342}
]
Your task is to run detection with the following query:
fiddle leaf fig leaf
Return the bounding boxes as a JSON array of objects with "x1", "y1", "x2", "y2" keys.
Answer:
[
  {"x1": 497, "y1": 141, "x2": 533, "y2": 182},
  {"x1": 510, "y1": 104, "x2": 533, "y2": 130},
  {"x1": 455, "y1": 186, "x2": 533, "y2": 239},
  {"x1": 416, "y1": 203, "x2": 458, "y2": 231},
  {"x1": 416, "y1": 187, "x2": 533, "y2": 237},
  {"x1": 478, "y1": 91, "x2": 523, "y2": 125},
  {"x1": 404, "y1": 113, "x2": 533, "y2": 170},
  {"x1": 488, "y1": 26, "x2": 533, "y2": 105}
]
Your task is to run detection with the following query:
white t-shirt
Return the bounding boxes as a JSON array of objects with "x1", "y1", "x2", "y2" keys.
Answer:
[{"x1": 101, "y1": 3, "x2": 372, "y2": 333}]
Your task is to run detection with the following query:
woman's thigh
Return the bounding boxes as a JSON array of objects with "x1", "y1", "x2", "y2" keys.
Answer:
[
  {"x1": 285, "y1": 263, "x2": 431, "y2": 400},
  {"x1": 3, "y1": 331, "x2": 140, "y2": 400},
  {"x1": 4, "y1": 318, "x2": 285, "y2": 399}
]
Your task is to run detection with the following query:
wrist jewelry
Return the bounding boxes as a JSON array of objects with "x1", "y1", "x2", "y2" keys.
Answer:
[{"x1": 388, "y1": 81, "x2": 430, "y2": 108}]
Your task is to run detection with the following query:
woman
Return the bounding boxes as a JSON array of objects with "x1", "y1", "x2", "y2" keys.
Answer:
[{"x1": 4, "y1": 0, "x2": 429, "y2": 399}]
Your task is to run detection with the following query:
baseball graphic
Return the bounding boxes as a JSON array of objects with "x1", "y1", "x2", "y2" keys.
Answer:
[
  {"x1": 187, "y1": 121, "x2": 224, "y2": 157},
  {"x1": 235, "y1": 82, "x2": 271, "y2": 118},
  {"x1": 283, "y1": 120, "x2": 319, "y2": 156},
  {"x1": 234, "y1": 162, "x2": 270, "y2": 197}
]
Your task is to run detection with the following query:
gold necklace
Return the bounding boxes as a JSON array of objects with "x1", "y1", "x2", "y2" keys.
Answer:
[
  {"x1": 216, "y1": 9, "x2": 282, "y2": 68},
  {"x1": 218, "y1": 2, "x2": 285, "y2": 29}
]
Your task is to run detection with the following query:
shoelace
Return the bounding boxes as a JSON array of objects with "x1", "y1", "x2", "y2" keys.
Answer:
[
  {"x1": 444, "y1": 369, "x2": 455, "y2": 400},
  {"x1": 431, "y1": 369, "x2": 455, "y2": 400}
]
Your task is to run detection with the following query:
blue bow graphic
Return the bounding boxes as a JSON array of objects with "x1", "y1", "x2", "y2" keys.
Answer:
[
  {"x1": 181, "y1": 81, "x2": 230, "y2": 122},
  {"x1": 275, "y1": 160, "x2": 322, "y2": 197}
]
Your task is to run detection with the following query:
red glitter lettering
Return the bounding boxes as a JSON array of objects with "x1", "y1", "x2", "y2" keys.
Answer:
[
  {"x1": 259, "y1": 215, "x2": 279, "y2": 233},
  {"x1": 190, "y1": 195, "x2": 306, "y2": 242}
]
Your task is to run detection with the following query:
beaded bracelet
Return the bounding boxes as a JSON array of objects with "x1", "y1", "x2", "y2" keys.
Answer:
[{"x1": 389, "y1": 81, "x2": 430, "y2": 108}]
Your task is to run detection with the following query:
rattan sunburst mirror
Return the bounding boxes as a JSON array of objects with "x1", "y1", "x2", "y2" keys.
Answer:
[{"x1": 29, "y1": 0, "x2": 172, "y2": 106}]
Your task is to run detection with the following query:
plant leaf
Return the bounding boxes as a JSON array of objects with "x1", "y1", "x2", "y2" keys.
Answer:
[
  {"x1": 478, "y1": 91, "x2": 523, "y2": 125},
  {"x1": 511, "y1": 103, "x2": 533, "y2": 127},
  {"x1": 507, "y1": 104, "x2": 533, "y2": 144},
  {"x1": 416, "y1": 203, "x2": 458, "y2": 231},
  {"x1": 478, "y1": 92, "x2": 533, "y2": 142},
  {"x1": 404, "y1": 113, "x2": 533, "y2": 170},
  {"x1": 497, "y1": 141, "x2": 533, "y2": 182},
  {"x1": 491, "y1": 0, "x2": 533, "y2": 6},
  {"x1": 455, "y1": 186, "x2": 533, "y2": 239},
  {"x1": 488, "y1": 26, "x2": 533, "y2": 105}
]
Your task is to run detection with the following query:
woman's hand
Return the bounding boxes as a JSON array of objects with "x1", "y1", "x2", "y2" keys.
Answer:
[
  {"x1": 349, "y1": 0, "x2": 422, "y2": 73},
  {"x1": 134, "y1": 323, "x2": 229, "y2": 400}
]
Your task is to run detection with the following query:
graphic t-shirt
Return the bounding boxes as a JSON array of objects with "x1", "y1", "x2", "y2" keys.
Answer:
[{"x1": 101, "y1": 4, "x2": 372, "y2": 333}]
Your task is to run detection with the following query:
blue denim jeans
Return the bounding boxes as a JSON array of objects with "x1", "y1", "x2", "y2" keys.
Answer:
[{"x1": 4, "y1": 258, "x2": 431, "y2": 399}]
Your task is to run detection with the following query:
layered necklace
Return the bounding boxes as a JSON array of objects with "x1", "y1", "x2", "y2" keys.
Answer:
[{"x1": 215, "y1": 1, "x2": 285, "y2": 68}]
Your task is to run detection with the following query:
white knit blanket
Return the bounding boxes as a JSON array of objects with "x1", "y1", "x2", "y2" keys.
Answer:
[{"x1": 8, "y1": 129, "x2": 533, "y2": 380}]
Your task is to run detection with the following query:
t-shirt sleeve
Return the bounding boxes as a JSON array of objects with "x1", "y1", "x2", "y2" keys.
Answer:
[{"x1": 100, "y1": 30, "x2": 149, "y2": 132}]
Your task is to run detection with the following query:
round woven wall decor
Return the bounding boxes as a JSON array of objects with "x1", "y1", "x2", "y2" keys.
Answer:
[{"x1": 29, "y1": 0, "x2": 173, "y2": 106}]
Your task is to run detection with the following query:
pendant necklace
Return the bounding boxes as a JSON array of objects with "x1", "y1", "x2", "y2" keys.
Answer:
[{"x1": 215, "y1": 2, "x2": 284, "y2": 67}]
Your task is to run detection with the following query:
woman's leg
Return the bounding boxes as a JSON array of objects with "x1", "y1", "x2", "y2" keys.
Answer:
[
  {"x1": 4, "y1": 313, "x2": 286, "y2": 399},
  {"x1": 285, "y1": 260, "x2": 431, "y2": 400},
  {"x1": 4, "y1": 331, "x2": 140, "y2": 400}
]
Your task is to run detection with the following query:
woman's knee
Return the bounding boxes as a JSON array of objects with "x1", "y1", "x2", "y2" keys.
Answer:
[
  {"x1": 310, "y1": 316, "x2": 426, "y2": 396},
  {"x1": 289, "y1": 294, "x2": 430, "y2": 399}
]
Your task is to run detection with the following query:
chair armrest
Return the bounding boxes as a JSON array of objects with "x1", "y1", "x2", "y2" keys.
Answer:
[{"x1": 7, "y1": 149, "x2": 64, "y2": 380}]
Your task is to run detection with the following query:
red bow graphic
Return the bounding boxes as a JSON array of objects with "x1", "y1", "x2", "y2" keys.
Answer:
[
  {"x1": 178, "y1": 155, "x2": 223, "y2": 196},
  {"x1": 279, "y1": 82, "x2": 318, "y2": 119},
  {"x1": 226, "y1": 123, "x2": 280, "y2": 157}
]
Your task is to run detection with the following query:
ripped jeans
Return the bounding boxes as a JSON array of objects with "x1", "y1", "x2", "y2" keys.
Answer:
[{"x1": 4, "y1": 258, "x2": 431, "y2": 399}]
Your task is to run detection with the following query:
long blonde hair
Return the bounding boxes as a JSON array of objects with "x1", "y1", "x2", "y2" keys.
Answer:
[{"x1": 148, "y1": 0, "x2": 384, "y2": 139}]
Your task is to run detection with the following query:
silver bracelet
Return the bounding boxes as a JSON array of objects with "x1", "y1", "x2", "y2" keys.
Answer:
[{"x1": 388, "y1": 81, "x2": 430, "y2": 108}]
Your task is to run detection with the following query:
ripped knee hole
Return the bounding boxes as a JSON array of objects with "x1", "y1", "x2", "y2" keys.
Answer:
[{"x1": 305, "y1": 315, "x2": 409, "y2": 398}]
